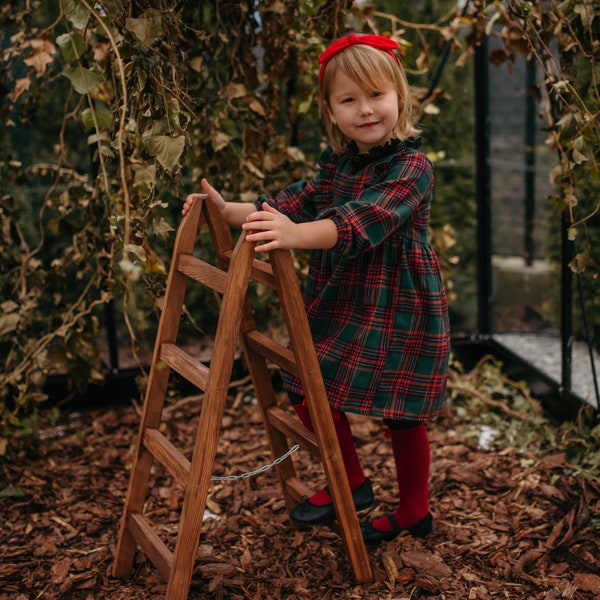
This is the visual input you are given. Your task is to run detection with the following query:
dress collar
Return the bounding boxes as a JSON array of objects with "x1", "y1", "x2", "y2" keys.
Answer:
[{"x1": 346, "y1": 137, "x2": 421, "y2": 166}]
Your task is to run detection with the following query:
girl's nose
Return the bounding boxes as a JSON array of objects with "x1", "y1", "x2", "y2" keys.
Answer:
[{"x1": 358, "y1": 101, "x2": 374, "y2": 116}]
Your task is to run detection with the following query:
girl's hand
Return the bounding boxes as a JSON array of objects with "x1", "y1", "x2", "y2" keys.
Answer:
[
  {"x1": 242, "y1": 203, "x2": 299, "y2": 252},
  {"x1": 182, "y1": 178, "x2": 226, "y2": 217}
]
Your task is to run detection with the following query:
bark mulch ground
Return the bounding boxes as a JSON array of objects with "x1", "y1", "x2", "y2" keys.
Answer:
[{"x1": 1, "y1": 383, "x2": 599, "y2": 599}]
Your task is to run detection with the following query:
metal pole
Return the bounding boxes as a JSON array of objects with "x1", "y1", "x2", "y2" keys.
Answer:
[
  {"x1": 561, "y1": 211, "x2": 573, "y2": 394},
  {"x1": 524, "y1": 58, "x2": 537, "y2": 266},
  {"x1": 474, "y1": 36, "x2": 493, "y2": 336}
]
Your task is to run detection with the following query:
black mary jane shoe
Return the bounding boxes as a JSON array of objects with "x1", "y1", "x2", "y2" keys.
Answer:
[
  {"x1": 361, "y1": 512, "x2": 433, "y2": 546},
  {"x1": 290, "y1": 478, "x2": 374, "y2": 526}
]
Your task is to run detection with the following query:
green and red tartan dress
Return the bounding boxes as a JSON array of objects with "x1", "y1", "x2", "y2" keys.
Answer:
[{"x1": 259, "y1": 137, "x2": 450, "y2": 422}]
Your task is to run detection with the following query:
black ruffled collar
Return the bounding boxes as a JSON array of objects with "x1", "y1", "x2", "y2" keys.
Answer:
[{"x1": 346, "y1": 137, "x2": 421, "y2": 167}]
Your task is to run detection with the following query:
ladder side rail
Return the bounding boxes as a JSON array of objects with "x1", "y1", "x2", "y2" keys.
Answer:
[
  {"x1": 203, "y1": 190, "x2": 301, "y2": 509},
  {"x1": 166, "y1": 232, "x2": 256, "y2": 600},
  {"x1": 203, "y1": 196, "x2": 236, "y2": 269},
  {"x1": 268, "y1": 248, "x2": 373, "y2": 583},
  {"x1": 114, "y1": 196, "x2": 206, "y2": 578}
]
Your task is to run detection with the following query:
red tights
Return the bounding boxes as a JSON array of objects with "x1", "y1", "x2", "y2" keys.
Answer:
[
  {"x1": 292, "y1": 402, "x2": 366, "y2": 506},
  {"x1": 292, "y1": 402, "x2": 430, "y2": 527},
  {"x1": 372, "y1": 422, "x2": 430, "y2": 531}
]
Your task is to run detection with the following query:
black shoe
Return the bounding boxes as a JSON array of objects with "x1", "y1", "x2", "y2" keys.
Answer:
[
  {"x1": 290, "y1": 478, "x2": 374, "y2": 526},
  {"x1": 361, "y1": 512, "x2": 433, "y2": 546}
]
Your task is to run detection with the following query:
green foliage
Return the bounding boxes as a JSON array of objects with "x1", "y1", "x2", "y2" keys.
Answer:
[
  {"x1": 0, "y1": 0, "x2": 357, "y2": 441},
  {"x1": 1, "y1": 0, "x2": 599, "y2": 448}
]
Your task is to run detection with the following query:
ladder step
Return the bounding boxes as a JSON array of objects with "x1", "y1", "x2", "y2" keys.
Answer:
[
  {"x1": 250, "y1": 259, "x2": 277, "y2": 288},
  {"x1": 284, "y1": 476, "x2": 314, "y2": 503},
  {"x1": 243, "y1": 331, "x2": 298, "y2": 376},
  {"x1": 160, "y1": 343, "x2": 210, "y2": 391},
  {"x1": 143, "y1": 428, "x2": 191, "y2": 486},
  {"x1": 177, "y1": 249, "x2": 279, "y2": 292},
  {"x1": 128, "y1": 512, "x2": 173, "y2": 583},
  {"x1": 266, "y1": 406, "x2": 319, "y2": 458},
  {"x1": 220, "y1": 251, "x2": 278, "y2": 290},
  {"x1": 177, "y1": 254, "x2": 228, "y2": 294}
]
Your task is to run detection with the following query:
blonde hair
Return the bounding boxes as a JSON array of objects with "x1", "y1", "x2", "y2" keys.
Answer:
[{"x1": 319, "y1": 44, "x2": 420, "y2": 153}]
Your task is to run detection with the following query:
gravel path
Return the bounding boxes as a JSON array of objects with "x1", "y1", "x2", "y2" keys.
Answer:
[{"x1": 493, "y1": 331, "x2": 600, "y2": 409}]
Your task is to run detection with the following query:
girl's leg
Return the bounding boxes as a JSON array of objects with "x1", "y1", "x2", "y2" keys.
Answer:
[
  {"x1": 291, "y1": 399, "x2": 367, "y2": 504},
  {"x1": 361, "y1": 420, "x2": 432, "y2": 543}
]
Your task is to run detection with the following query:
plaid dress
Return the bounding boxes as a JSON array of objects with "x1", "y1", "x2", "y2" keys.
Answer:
[{"x1": 259, "y1": 137, "x2": 450, "y2": 422}]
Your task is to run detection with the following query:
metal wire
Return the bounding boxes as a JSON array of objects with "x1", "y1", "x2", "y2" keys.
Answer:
[{"x1": 211, "y1": 444, "x2": 300, "y2": 481}]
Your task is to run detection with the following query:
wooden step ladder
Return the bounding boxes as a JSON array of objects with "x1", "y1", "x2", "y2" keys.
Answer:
[{"x1": 113, "y1": 195, "x2": 372, "y2": 599}]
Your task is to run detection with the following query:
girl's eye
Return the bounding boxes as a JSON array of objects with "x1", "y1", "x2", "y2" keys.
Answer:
[
  {"x1": 341, "y1": 97, "x2": 354, "y2": 103},
  {"x1": 372, "y1": 91, "x2": 383, "y2": 98}
]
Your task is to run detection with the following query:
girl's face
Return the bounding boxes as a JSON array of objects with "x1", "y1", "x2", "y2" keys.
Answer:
[{"x1": 326, "y1": 69, "x2": 399, "y2": 153}]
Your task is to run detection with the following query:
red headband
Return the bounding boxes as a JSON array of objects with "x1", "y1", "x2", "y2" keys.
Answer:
[{"x1": 318, "y1": 33, "x2": 400, "y2": 91}]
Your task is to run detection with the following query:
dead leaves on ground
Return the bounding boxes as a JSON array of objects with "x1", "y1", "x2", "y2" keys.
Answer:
[{"x1": 1, "y1": 398, "x2": 599, "y2": 599}]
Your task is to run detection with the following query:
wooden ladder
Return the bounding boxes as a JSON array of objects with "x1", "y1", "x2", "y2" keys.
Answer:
[{"x1": 113, "y1": 196, "x2": 372, "y2": 599}]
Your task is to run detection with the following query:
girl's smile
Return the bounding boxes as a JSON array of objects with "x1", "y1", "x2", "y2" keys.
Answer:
[{"x1": 326, "y1": 70, "x2": 400, "y2": 153}]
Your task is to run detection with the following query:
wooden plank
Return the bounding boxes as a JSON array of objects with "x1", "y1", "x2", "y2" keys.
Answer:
[
  {"x1": 243, "y1": 330, "x2": 298, "y2": 376},
  {"x1": 283, "y1": 476, "x2": 313, "y2": 504},
  {"x1": 220, "y1": 252, "x2": 277, "y2": 289},
  {"x1": 113, "y1": 194, "x2": 206, "y2": 579},
  {"x1": 143, "y1": 428, "x2": 190, "y2": 486},
  {"x1": 160, "y1": 343, "x2": 210, "y2": 391},
  {"x1": 266, "y1": 406, "x2": 320, "y2": 457},
  {"x1": 250, "y1": 259, "x2": 277, "y2": 288},
  {"x1": 128, "y1": 512, "x2": 173, "y2": 583},
  {"x1": 166, "y1": 232, "x2": 255, "y2": 600},
  {"x1": 177, "y1": 254, "x2": 228, "y2": 294},
  {"x1": 269, "y1": 249, "x2": 373, "y2": 583}
]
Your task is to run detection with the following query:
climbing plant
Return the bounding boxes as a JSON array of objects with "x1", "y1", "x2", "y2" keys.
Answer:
[
  {"x1": 1, "y1": 0, "x2": 598, "y2": 447},
  {"x1": 0, "y1": 0, "x2": 364, "y2": 441},
  {"x1": 483, "y1": 0, "x2": 600, "y2": 339}
]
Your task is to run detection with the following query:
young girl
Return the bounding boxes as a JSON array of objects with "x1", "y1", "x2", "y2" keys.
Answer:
[{"x1": 182, "y1": 33, "x2": 450, "y2": 546}]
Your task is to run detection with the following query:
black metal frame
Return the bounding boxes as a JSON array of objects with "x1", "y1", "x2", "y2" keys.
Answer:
[{"x1": 452, "y1": 37, "x2": 599, "y2": 421}]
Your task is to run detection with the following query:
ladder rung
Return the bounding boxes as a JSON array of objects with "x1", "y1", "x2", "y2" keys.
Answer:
[
  {"x1": 243, "y1": 331, "x2": 298, "y2": 377},
  {"x1": 160, "y1": 343, "x2": 210, "y2": 391},
  {"x1": 177, "y1": 254, "x2": 228, "y2": 294},
  {"x1": 250, "y1": 259, "x2": 277, "y2": 288},
  {"x1": 128, "y1": 512, "x2": 173, "y2": 583},
  {"x1": 221, "y1": 251, "x2": 278, "y2": 289},
  {"x1": 143, "y1": 428, "x2": 191, "y2": 486},
  {"x1": 266, "y1": 406, "x2": 320, "y2": 457},
  {"x1": 178, "y1": 249, "x2": 277, "y2": 295},
  {"x1": 284, "y1": 476, "x2": 313, "y2": 503}
]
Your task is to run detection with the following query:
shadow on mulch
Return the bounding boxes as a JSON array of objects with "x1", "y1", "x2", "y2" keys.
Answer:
[{"x1": 1, "y1": 390, "x2": 599, "y2": 599}]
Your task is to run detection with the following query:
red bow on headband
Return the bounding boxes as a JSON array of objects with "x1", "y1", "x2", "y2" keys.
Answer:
[{"x1": 318, "y1": 33, "x2": 400, "y2": 90}]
